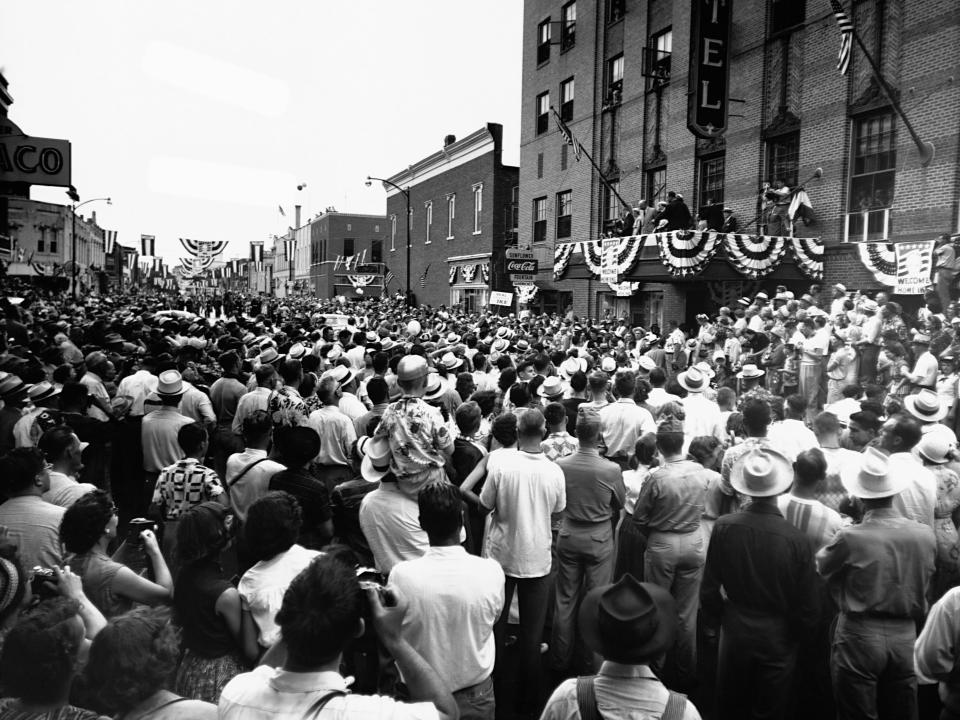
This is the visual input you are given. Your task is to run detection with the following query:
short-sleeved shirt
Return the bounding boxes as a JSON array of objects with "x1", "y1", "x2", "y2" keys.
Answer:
[
  {"x1": 141, "y1": 407, "x2": 193, "y2": 473},
  {"x1": 480, "y1": 449, "x2": 566, "y2": 578},
  {"x1": 0, "y1": 496, "x2": 65, "y2": 571},
  {"x1": 219, "y1": 666, "x2": 438, "y2": 720},
  {"x1": 152, "y1": 458, "x2": 224, "y2": 520},
  {"x1": 238, "y1": 544, "x2": 320, "y2": 647},
  {"x1": 43, "y1": 472, "x2": 97, "y2": 508},
  {"x1": 373, "y1": 397, "x2": 453, "y2": 478},
  {"x1": 266, "y1": 386, "x2": 310, "y2": 430}
]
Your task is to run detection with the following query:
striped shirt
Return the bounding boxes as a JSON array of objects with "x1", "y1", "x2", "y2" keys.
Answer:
[
  {"x1": 777, "y1": 495, "x2": 844, "y2": 552},
  {"x1": 152, "y1": 458, "x2": 225, "y2": 520}
]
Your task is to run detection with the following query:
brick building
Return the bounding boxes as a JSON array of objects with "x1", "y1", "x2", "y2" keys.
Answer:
[
  {"x1": 377, "y1": 124, "x2": 520, "y2": 311},
  {"x1": 308, "y1": 211, "x2": 388, "y2": 299},
  {"x1": 520, "y1": 0, "x2": 960, "y2": 326}
]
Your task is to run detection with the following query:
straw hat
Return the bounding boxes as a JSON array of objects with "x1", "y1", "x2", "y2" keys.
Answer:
[
  {"x1": 677, "y1": 367, "x2": 709, "y2": 393},
  {"x1": 730, "y1": 448, "x2": 793, "y2": 497},
  {"x1": 841, "y1": 447, "x2": 907, "y2": 499},
  {"x1": 736, "y1": 364, "x2": 765, "y2": 379},
  {"x1": 904, "y1": 390, "x2": 948, "y2": 423}
]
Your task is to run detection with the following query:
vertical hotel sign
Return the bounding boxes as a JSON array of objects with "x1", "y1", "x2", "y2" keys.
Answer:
[{"x1": 687, "y1": 0, "x2": 731, "y2": 138}]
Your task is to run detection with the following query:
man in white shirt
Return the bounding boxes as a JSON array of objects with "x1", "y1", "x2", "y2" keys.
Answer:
[
  {"x1": 116, "y1": 357, "x2": 159, "y2": 417},
  {"x1": 38, "y1": 426, "x2": 95, "y2": 507},
  {"x1": 232, "y1": 365, "x2": 278, "y2": 435},
  {"x1": 480, "y1": 409, "x2": 565, "y2": 716},
  {"x1": 598, "y1": 370, "x2": 655, "y2": 468},
  {"x1": 904, "y1": 334, "x2": 939, "y2": 390},
  {"x1": 647, "y1": 367, "x2": 681, "y2": 413},
  {"x1": 677, "y1": 368, "x2": 725, "y2": 448},
  {"x1": 812, "y1": 411, "x2": 861, "y2": 512},
  {"x1": 389, "y1": 482, "x2": 504, "y2": 720},
  {"x1": 225, "y1": 410, "x2": 286, "y2": 524},
  {"x1": 80, "y1": 352, "x2": 115, "y2": 422},
  {"x1": 767, "y1": 394, "x2": 819, "y2": 461},
  {"x1": 881, "y1": 415, "x2": 937, "y2": 528}
]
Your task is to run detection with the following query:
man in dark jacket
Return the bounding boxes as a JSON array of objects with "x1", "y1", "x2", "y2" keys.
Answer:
[{"x1": 655, "y1": 192, "x2": 692, "y2": 231}]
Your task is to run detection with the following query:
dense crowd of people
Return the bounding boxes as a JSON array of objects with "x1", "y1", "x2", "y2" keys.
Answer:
[{"x1": 0, "y1": 280, "x2": 960, "y2": 719}]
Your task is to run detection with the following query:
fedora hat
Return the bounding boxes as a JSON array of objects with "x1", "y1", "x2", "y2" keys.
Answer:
[
  {"x1": 422, "y1": 373, "x2": 447, "y2": 402},
  {"x1": 918, "y1": 434, "x2": 952, "y2": 465},
  {"x1": 538, "y1": 376, "x2": 565, "y2": 398},
  {"x1": 27, "y1": 382, "x2": 60, "y2": 404},
  {"x1": 380, "y1": 337, "x2": 397, "y2": 352},
  {"x1": 730, "y1": 447, "x2": 793, "y2": 497},
  {"x1": 323, "y1": 364, "x2": 356, "y2": 388},
  {"x1": 578, "y1": 574, "x2": 678, "y2": 663},
  {"x1": 638, "y1": 356, "x2": 657, "y2": 373},
  {"x1": 860, "y1": 299, "x2": 879, "y2": 313},
  {"x1": 360, "y1": 435, "x2": 392, "y2": 482},
  {"x1": 904, "y1": 389, "x2": 948, "y2": 423},
  {"x1": 258, "y1": 347, "x2": 283, "y2": 365},
  {"x1": 365, "y1": 331, "x2": 380, "y2": 344},
  {"x1": 736, "y1": 363, "x2": 765, "y2": 379},
  {"x1": 841, "y1": 447, "x2": 907, "y2": 498},
  {"x1": 156, "y1": 369, "x2": 184, "y2": 397},
  {"x1": 0, "y1": 375, "x2": 25, "y2": 398},
  {"x1": 491, "y1": 338, "x2": 510, "y2": 354},
  {"x1": 440, "y1": 352, "x2": 464, "y2": 371},
  {"x1": 559, "y1": 356, "x2": 586, "y2": 379},
  {"x1": 514, "y1": 339, "x2": 530, "y2": 352},
  {"x1": 446, "y1": 332, "x2": 462, "y2": 346},
  {"x1": 288, "y1": 343, "x2": 307, "y2": 360},
  {"x1": 600, "y1": 356, "x2": 617, "y2": 373},
  {"x1": 677, "y1": 367, "x2": 708, "y2": 393},
  {"x1": 693, "y1": 361, "x2": 716, "y2": 379}
]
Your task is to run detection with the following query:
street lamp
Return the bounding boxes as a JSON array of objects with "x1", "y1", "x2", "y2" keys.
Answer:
[
  {"x1": 66, "y1": 190, "x2": 111, "y2": 301},
  {"x1": 366, "y1": 175, "x2": 411, "y2": 303}
]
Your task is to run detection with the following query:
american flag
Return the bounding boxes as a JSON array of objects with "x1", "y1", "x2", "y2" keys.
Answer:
[
  {"x1": 830, "y1": 0, "x2": 853, "y2": 76},
  {"x1": 140, "y1": 234, "x2": 155, "y2": 257},
  {"x1": 419, "y1": 263, "x2": 432, "y2": 288},
  {"x1": 384, "y1": 266, "x2": 395, "y2": 287},
  {"x1": 554, "y1": 112, "x2": 583, "y2": 161},
  {"x1": 104, "y1": 230, "x2": 117, "y2": 256}
]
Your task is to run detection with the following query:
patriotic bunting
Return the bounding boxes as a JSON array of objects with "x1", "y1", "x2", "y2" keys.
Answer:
[
  {"x1": 140, "y1": 235, "x2": 155, "y2": 257},
  {"x1": 104, "y1": 230, "x2": 117, "y2": 256},
  {"x1": 831, "y1": 0, "x2": 853, "y2": 76},
  {"x1": 656, "y1": 231, "x2": 722, "y2": 277},
  {"x1": 580, "y1": 235, "x2": 646, "y2": 277},
  {"x1": 480, "y1": 263, "x2": 490, "y2": 285},
  {"x1": 553, "y1": 242, "x2": 577, "y2": 280},
  {"x1": 856, "y1": 242, "x2": 897, "y2": 287},
  {"x1": 515, "y1": 284, "x2": 539, "y2": 304},
  {"x1": 449, "y1": 266, "x2": 458, "y2": 285},
  {"x1": 723, "y1": 233, "x2": 790, "y2": 279},
  {"x1": 461, "y1": 264, "x2": 478, "y2": 283},
  {"x1": 789, "y1": 237, "x2": 824, "y2": 280}
]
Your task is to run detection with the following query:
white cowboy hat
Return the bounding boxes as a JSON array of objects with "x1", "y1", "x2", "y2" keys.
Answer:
[
  {"x1": 677, "y1": 367, "x2": 709, "y2": 393},
  {"x1": 736, "y1": 364, "x2": 765, "y2": 379},
  {"x1": 904, "y1": 389, "x2": 949, "y2": 423},
  {"x1": 730, "y1": 448, "x2": 793, "y2": 497},
  {"x1": 840, "y1": 447, "x2": 908, "y2": 499}
]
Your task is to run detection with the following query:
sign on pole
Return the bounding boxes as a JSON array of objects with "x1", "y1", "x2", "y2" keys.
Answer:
[
  {"x1": 490, "y1": 291, "x2": 513, "y2": 306},
  {"x1": 687, "y1": 0, "x2": 731, "y2": 139},
  {"x1": 601, "y1": 238, "x2": 619, "y2": 284}
]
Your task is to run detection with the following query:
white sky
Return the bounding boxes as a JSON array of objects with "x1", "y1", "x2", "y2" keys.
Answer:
[{"x1": 1, "y1": 1, "x2": 522, "y2": 260}]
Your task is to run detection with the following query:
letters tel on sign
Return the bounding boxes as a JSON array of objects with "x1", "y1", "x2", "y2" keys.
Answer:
[{"x1": 687, "y1": 0, "x2": 731, "y2": 139}]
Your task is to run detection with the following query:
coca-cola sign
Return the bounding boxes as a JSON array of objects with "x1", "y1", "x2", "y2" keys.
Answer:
[{"x1": 506, "y1": 259, "x2": 539, "y2": 274}]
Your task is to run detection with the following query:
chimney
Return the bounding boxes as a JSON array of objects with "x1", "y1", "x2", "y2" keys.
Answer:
[
  {"x1": 444, "y1": 134, "x2": 456, "y2": 147},
  {"x1": 91, "y1": 211, "x2": 96, "y2": 224},
  {"x1": 295, "y1": 205, "x2": 301, "y2": 228}
]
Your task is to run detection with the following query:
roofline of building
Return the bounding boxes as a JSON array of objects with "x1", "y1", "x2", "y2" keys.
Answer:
[{"x1": 383, "y1": 123, "x2": 504, "y2": 196}]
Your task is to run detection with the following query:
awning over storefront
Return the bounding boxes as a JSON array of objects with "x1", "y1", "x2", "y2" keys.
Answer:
[{"x1": 553, "y1": 231, "x2": 823, "y2": 283}]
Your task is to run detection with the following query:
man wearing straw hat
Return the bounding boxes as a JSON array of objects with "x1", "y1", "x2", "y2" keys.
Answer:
[
  {"x1": 817, "y1": 447, "x2": 936, "y2": 720},
  {"x1": 702, "y1": 447, "x2": 820, "y2": 719}
]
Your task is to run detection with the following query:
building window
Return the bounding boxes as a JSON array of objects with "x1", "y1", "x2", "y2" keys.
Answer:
[
  {"x1": 50, "y1": 240, "x2": 57, "y2": 254},
  {"x1": 346, "y1": 224, "x2": 352, "y2": 232},
  {"x1": 767, "y1": 133, "x2": 800, "y2": 188},
  {"x1": 556, "y1": 190, "x2": 572, "y2": 239},
  {"x1": 374, "y1": 224, "x2": 380, "y2": 233},
  {"x1": 607, "y1": 54, "x2": 624, "y2": 105},
  {"x1": 847, "y1": 112, "x2": 896, "y2": 241},
  {"x1": 390, "y1": 214, "x2": 396, "y2": 252},
  {"x1": 537, "y1": 18, "x2": 551, "y2": 65},
  {"x1": 508, "y1": 186, "x2": 519, "y2": 244},
  {"x1": 371, "y1": 240, "x2": 382, "y2": 263},
  {"x1": 608, "y1": 0, "x2": 625, "y2": 24},
  {"x1": 770, "y1": 0, "x2": 806, "y2": 35},
  {"x1": 604, "y1": 182, "x2": 621, "y2": 225},
  {"x1": 698, "y1": 155, "x2": 726, "y2": 206},
  {"x1": 561, "y1": 2, "x2": 576, "y2": 51},
  {"x1": 561, "y1": 144, "x2": 568, "y2": 171},
  {"x1": 473, "y1": 184, "x2": 483, "y2": 234},
  {"x1": 536, "y1": 91, "x2": 550, "y2": 135},
  {"x1": 37, "y1": 239, "x2": 44, "y2": 253},
  {"x1": 560, "y1": 77, "x2": 575, "y2": 122},
  {"x1": 645, "y1": 29, "x2": 672, "y2": 87},
  {"x1": 424, "y1": 201, "x2": 433, "y2": 244},
  {"x1": 646, "y1": 167, "x2": 667, "y2": 205},
  {"x1": 343, "y1": 238, "x2": 355, "y2": 257},
  {"x1": 447, "y1": 194, "x2": 456, "y2": 239},
  {"x1": 537, "y1": 152, "x2": 544, "y2": 179},
  {"x1": 533, "y1": 197, "x2": 548, "y2": 244}
]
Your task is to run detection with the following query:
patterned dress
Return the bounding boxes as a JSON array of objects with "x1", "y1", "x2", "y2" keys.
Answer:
[{"x1": 931, "y1": 463, "x2": 960, "y2": 601}]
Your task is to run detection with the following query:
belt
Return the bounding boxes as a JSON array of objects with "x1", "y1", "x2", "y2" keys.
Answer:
[
  {"x1": 842, "y1": 610, "x2": 913, "y2": 621},
  {"x1": 454, "y1": 675, "x2": 492, "y2": 696}
]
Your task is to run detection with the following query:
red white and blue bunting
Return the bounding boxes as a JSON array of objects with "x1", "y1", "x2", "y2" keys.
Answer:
[
  {"x1": 448, "y1": 266, "x2": 458, "y2": 285},
  {"x1": 553, "y1": 242, "x2": 576, "y2": 280},
  {"x1": 723, "y1": 234, "x2": 789, "y2": 279},
  {"x1": 607, "y1": 280, "x2": 640, "y2": 294},
  {"x1": 857, "y1": 242, "x2": 897, "y2": 287},
  {"x1": 789, "y1": 237, "x2": 824, "y2": 280},
  {"x1": 480, "y1": 263, "x2": 490, "y2": 285},
  {"x1": 347, "y1": 274, "x2": 376, "y2": 289},
  {"x1": 461, "y1": 264, "x2": 478, "y2": 283},
  {"x1": 657, "y1": 231, "x2": 722, "y2": 277},
  {"x1": 515, "y1": 284, "x2": 539, "y2": 304}
]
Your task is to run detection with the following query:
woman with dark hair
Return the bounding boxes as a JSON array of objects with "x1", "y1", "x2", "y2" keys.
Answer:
[
  {"x1": 237, "y1": 491, "x2": 319, "y2": 656},
  {"x1": 60, "y1": 490, "x2": 172, "y2": 618},
  {"x1": 173, "y1": 502, "x2": 256, "y2": 702},
  {"x1": 84, "y1": 607, "x2": 216, "y2": 719},
  {"x1": 0, "y1": 597, "x2": 106, "y2": 720}
]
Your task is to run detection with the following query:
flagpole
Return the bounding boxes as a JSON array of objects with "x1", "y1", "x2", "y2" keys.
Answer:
[
  {"x1": 551, "y1": 107, "x2": 631, "y2": 213},
  {"x1": 848, "y1": 26, "x2": 934, "y2": 166}
]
